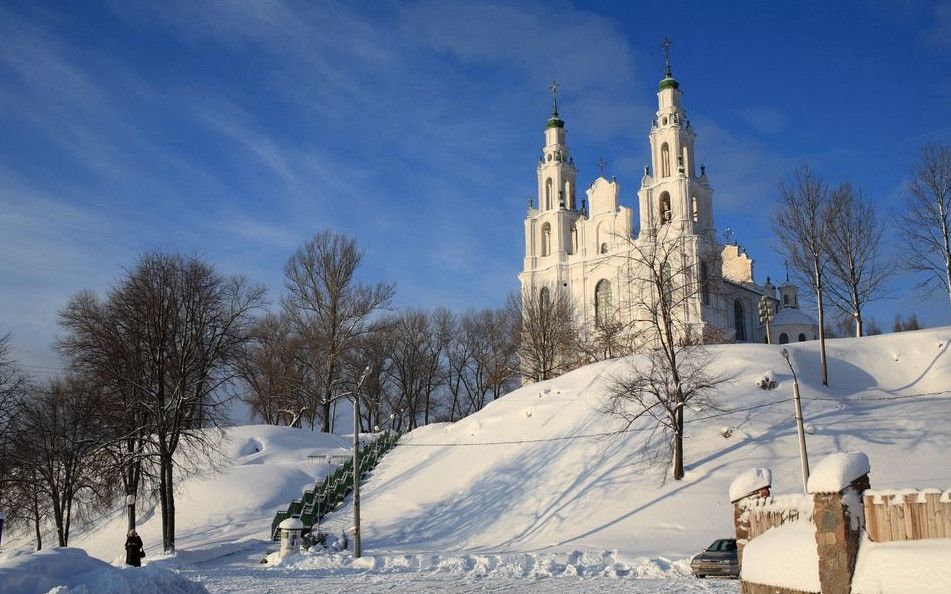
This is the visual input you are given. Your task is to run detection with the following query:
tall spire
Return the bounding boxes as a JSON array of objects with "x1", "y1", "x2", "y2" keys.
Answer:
[
  {"x1": 663, "y1": 37, "x2": 673, "y2": 78},
  {"x1": 546, "y1": 79, "x2": 564, "y2": 129},
  {"x1": 658, "y1": 37, "x2": 680, "y2": 91}
]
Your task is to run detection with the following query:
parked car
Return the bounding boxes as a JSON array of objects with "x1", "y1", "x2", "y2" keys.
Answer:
[{"x1": 690, "y1": 538, "x2": 739, "y2": 578}]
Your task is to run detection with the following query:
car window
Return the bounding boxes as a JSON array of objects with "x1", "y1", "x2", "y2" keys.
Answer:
[
  {"x1": 706, "y1": 540, "x2": 722, "y2": 551},
  {"x1": 724, "y1": 541, "x2": 737, "y2": 551}
]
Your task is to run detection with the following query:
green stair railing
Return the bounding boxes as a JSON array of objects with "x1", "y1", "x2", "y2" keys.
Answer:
[{"x1": 271, "y1": 431, "x2": 400, "y2": 539}]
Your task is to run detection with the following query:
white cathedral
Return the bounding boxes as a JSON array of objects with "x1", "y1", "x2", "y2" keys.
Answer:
[{"x1": 518, "y1": 52, "x2": 818, "y2": 347}]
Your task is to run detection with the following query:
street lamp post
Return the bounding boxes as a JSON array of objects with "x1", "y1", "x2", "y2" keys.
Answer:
[
  {"x1": 781, "y1": 348, "x2": 811, "y2": 494},
  {"x1": 758, "y1": 296, "x2": 774, "y2": 344}
]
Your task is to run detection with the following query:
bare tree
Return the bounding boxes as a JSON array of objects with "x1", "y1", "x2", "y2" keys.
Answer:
[
  {"x1": 899, "y1": 145, "x2": 951, "y2": 312},
  {"x1": 607, "y1": 225, "x2": 727, "y2": 480},
  {"x1": 605, "y1": 345, "x2": 723, "y2": 482},
  {"x1": 235, "y1": 314, "x2": 311, "y2": 426},
  {"x1": 467, "y1": 308, "x2": 517, "y2": 404},
  {"x1": 282, "y1": 230, "x2": 394, "y2": 433},
  {"x1": 58, "y1": 290, "x2": 153, "y2": 533},
  {"x1": 772, "y1": 164, "x2": 832, "y2": 385},
  {"x1": 60, "y1": 252, "x2": 265, "y2": 552},
  {"x1": 576, "y1": 310, "x2": 633, "y2": 363},
  {"x1": 825, "y1": 182, "x2": 892, "y2": 337},
  {"x1": 11, "y1": 377, "x2": 107, "y2": 547},
  {"x1": 0, "y1": 333, "x2": 32, "y2": 543},
  {"x1": 509, "y1": 288, "x2": 579, "y2": 383}
]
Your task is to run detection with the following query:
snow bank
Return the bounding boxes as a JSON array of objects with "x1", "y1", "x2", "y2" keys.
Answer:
[
  {"x1": 852, "y1": 538, "x2": 951, "y2": 594},
  {"x1": 0, "y1": 547, "x2": 207, "y2": 594},
  {"x1": 807, "y1": 451, "x2": 870, "y2": 493},
  {"x1": 271, "y1": 548, "x2": 689, "y2": 580},
  {"x1": 729, "y1": 467, "x2": 772, "y2": 503},
  {"x1": 740, "y1": 522, "x2": 820, "y2": 592}
]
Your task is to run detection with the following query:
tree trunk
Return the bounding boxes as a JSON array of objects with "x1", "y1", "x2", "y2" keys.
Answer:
[
  {"x1": 673, "y1": 406, "x2": 685, "y2": 480},
  {"x1": 159, "y1": 456, "x2": 170, "y2": 552},
  {"x1": 128, "y1": 498, "x2": 136, "y2": 533},
  {"x1": 814, "y1": 263, "x2": 829, "y2": 386},
  {"x1": 165, "y1": 457, "x2": 176, "y2": 553},
  {"x1": 32, "y1": 485, "x2": 42, "y2": 551}
]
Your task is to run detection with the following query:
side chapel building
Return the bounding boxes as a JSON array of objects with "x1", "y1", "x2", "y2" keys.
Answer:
[{"x1": 518, "y1": 50, "x2": 818, "y2": 346}]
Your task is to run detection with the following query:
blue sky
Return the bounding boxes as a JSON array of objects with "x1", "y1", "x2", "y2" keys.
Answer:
[{"x1": 2, "y1": 0, "x2": 951, "y2": 374}]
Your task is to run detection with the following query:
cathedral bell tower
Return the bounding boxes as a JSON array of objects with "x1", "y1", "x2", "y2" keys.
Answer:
[
  {"x1": 637, "y1": 38, "x2": 714, "y2": 242},
  {"x1": 523, "y1": 81, "x2": 581, "y2": 270}
]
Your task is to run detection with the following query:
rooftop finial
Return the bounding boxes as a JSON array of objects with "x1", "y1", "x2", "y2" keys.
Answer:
[
  {"x1": 662, "y1": 37, "x2": 673, "y2": 78},
  {"x1": 598, "y1": 157, "x2": 607, "y2": 177},
  {"x1": 785, "y1": 259, "x2": 790, "y2": 283},
  {"x1": 550, "y1": 80, "x2": 559, "y2": 116}
]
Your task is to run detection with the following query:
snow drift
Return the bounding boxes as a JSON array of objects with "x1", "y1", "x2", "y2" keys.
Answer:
[{"x1": 0, "y1": 547, "x2": 207, "y2": 594}]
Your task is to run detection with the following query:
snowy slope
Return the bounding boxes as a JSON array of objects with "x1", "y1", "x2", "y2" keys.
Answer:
[
  {"x1": 5, "y1": 329, "x2": 949, "y2": 592},
  {"x1": 68, "y1": 425, "x2": 351, "y2": 563},
  {"x1": 320, "y1": 329, "x2": 951, "y2": 559}
]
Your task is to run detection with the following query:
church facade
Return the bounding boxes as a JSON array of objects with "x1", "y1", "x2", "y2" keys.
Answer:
[{"x1": 518, "y1": 60, "x2": 817, "y2": 348}]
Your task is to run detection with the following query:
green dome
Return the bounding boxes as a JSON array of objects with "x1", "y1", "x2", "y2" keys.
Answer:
[
  {"x1": 658, "y1": 76, "x2": 680, "y2": 91},
  {"x1": 546, "y1": 115, "x2": 564, "y2": 129}
]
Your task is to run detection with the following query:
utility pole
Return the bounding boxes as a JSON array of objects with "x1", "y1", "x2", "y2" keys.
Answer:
[
  {"x1": 759, "y1": 295, "x2": 774, "y2": 344},
  {"x1": 352, "y1": 365, "x2": 371, "y2": 558},
  {"x1": 781, "y1": 349, "x2": 810, "y2": 494}
]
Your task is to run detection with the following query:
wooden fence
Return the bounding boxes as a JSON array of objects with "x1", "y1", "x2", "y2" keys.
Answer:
[
  {"x1": 863, "y1": 489, "x2": 951, "y2": 542},
  {"x1": 743, "y1": 493, "x2": 814, "y2": 540}
]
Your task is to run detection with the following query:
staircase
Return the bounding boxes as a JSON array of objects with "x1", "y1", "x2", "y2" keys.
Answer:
[{"x1": 270, "y1": 431, "x2": 400, "y2": 539}]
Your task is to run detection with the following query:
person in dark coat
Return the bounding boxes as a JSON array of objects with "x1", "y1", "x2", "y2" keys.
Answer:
[{"x1": 125, "y1": 529, "x2": 144, "y2": 566}]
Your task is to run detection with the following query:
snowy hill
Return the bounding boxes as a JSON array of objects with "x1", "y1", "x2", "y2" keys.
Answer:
[
  {"x1": 69, "y1": 425, "x2": 351, "y2": 563},
  {"x1": 321, "y1": 328, "x2": 951, "y2": 559},
  {"x1": 4, "y1": 329, "x2": 950, "y2": 592}
]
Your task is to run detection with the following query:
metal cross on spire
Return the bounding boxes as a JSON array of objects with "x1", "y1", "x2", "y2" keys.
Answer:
[
  {"x1": 662, "y1": 37, "x2": 673, "y2": 78},
  {"x1": 598, "y1": 157, "x2": 607, "y2": 177},
  {"x1": 550, "y1": 80, "x2": 560, "y2": 115}
]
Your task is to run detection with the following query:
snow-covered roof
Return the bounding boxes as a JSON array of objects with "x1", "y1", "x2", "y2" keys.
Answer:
[
  {"x1": 773, "y1": 307, "x2": 817, "y2": 328},
  {"x1": 729, "y1": 467, "x2": 772, "y2": 503},
  {"x1": 278, "y1": 517, "x2": 305, "y2": 531},
  {"x1": 807, "y1": 451, "x2": 871, "y2": 494}
]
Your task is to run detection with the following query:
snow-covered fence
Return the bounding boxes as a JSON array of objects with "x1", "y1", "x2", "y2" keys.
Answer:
[
  {"x1": 743, "y1": 494, "x2": 814, "y2": 541},
  {"x1": 864, "y1": 489, "x2": 951, "y2": 542}
]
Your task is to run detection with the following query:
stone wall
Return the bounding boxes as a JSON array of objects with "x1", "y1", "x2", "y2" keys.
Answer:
[
  {"x1": 741, "y1": 582, "x2": 813, "y2": 594},
  {"x1": 813, "y1": 474, "x2": 869, "y2": 594}
]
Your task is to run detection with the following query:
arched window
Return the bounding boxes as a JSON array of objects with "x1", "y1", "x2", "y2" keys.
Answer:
[
  {"x1": 734, "y1": 300, "x2": 746, "y2": 342},
  {"x1": 545, "y1": 178, "x2": 553, "y2": 210},
  {"x1": 600, "y1": 242, "x2": 608, "y2": 254},
  {"x1": 541, "y1": 223, "x2": 551, "y2": 256},
  {"x1": 661, "y1": 143, "x2": 671, "y2": 177},
  {"x1": 659, "y1": 192, "x2": 672, "y2": 224},
  {"x1": 779, "y1": 333, "x2": 789, "y2": 344},
  {"x1": 539, "y1": 287, "x2": 550, "y2": 311},
  {"x1": 798, "y1": 333, "x2": 807, "y2": 342},
  {"x1": 691, "y1": 196, "x2": 699, "y2": 223},
  {"x1": 700, "y1": 262, "x2": 710, "y2": 306},
  {"x1": 595, "y1": 279, "x2": 612, "y2": 327},
  {"x1": 783, "y1": 294, "x2": 789, "y2": 306},
  {"x1": 570, "y1": 225, "x2": 578, "y2": 255}
]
